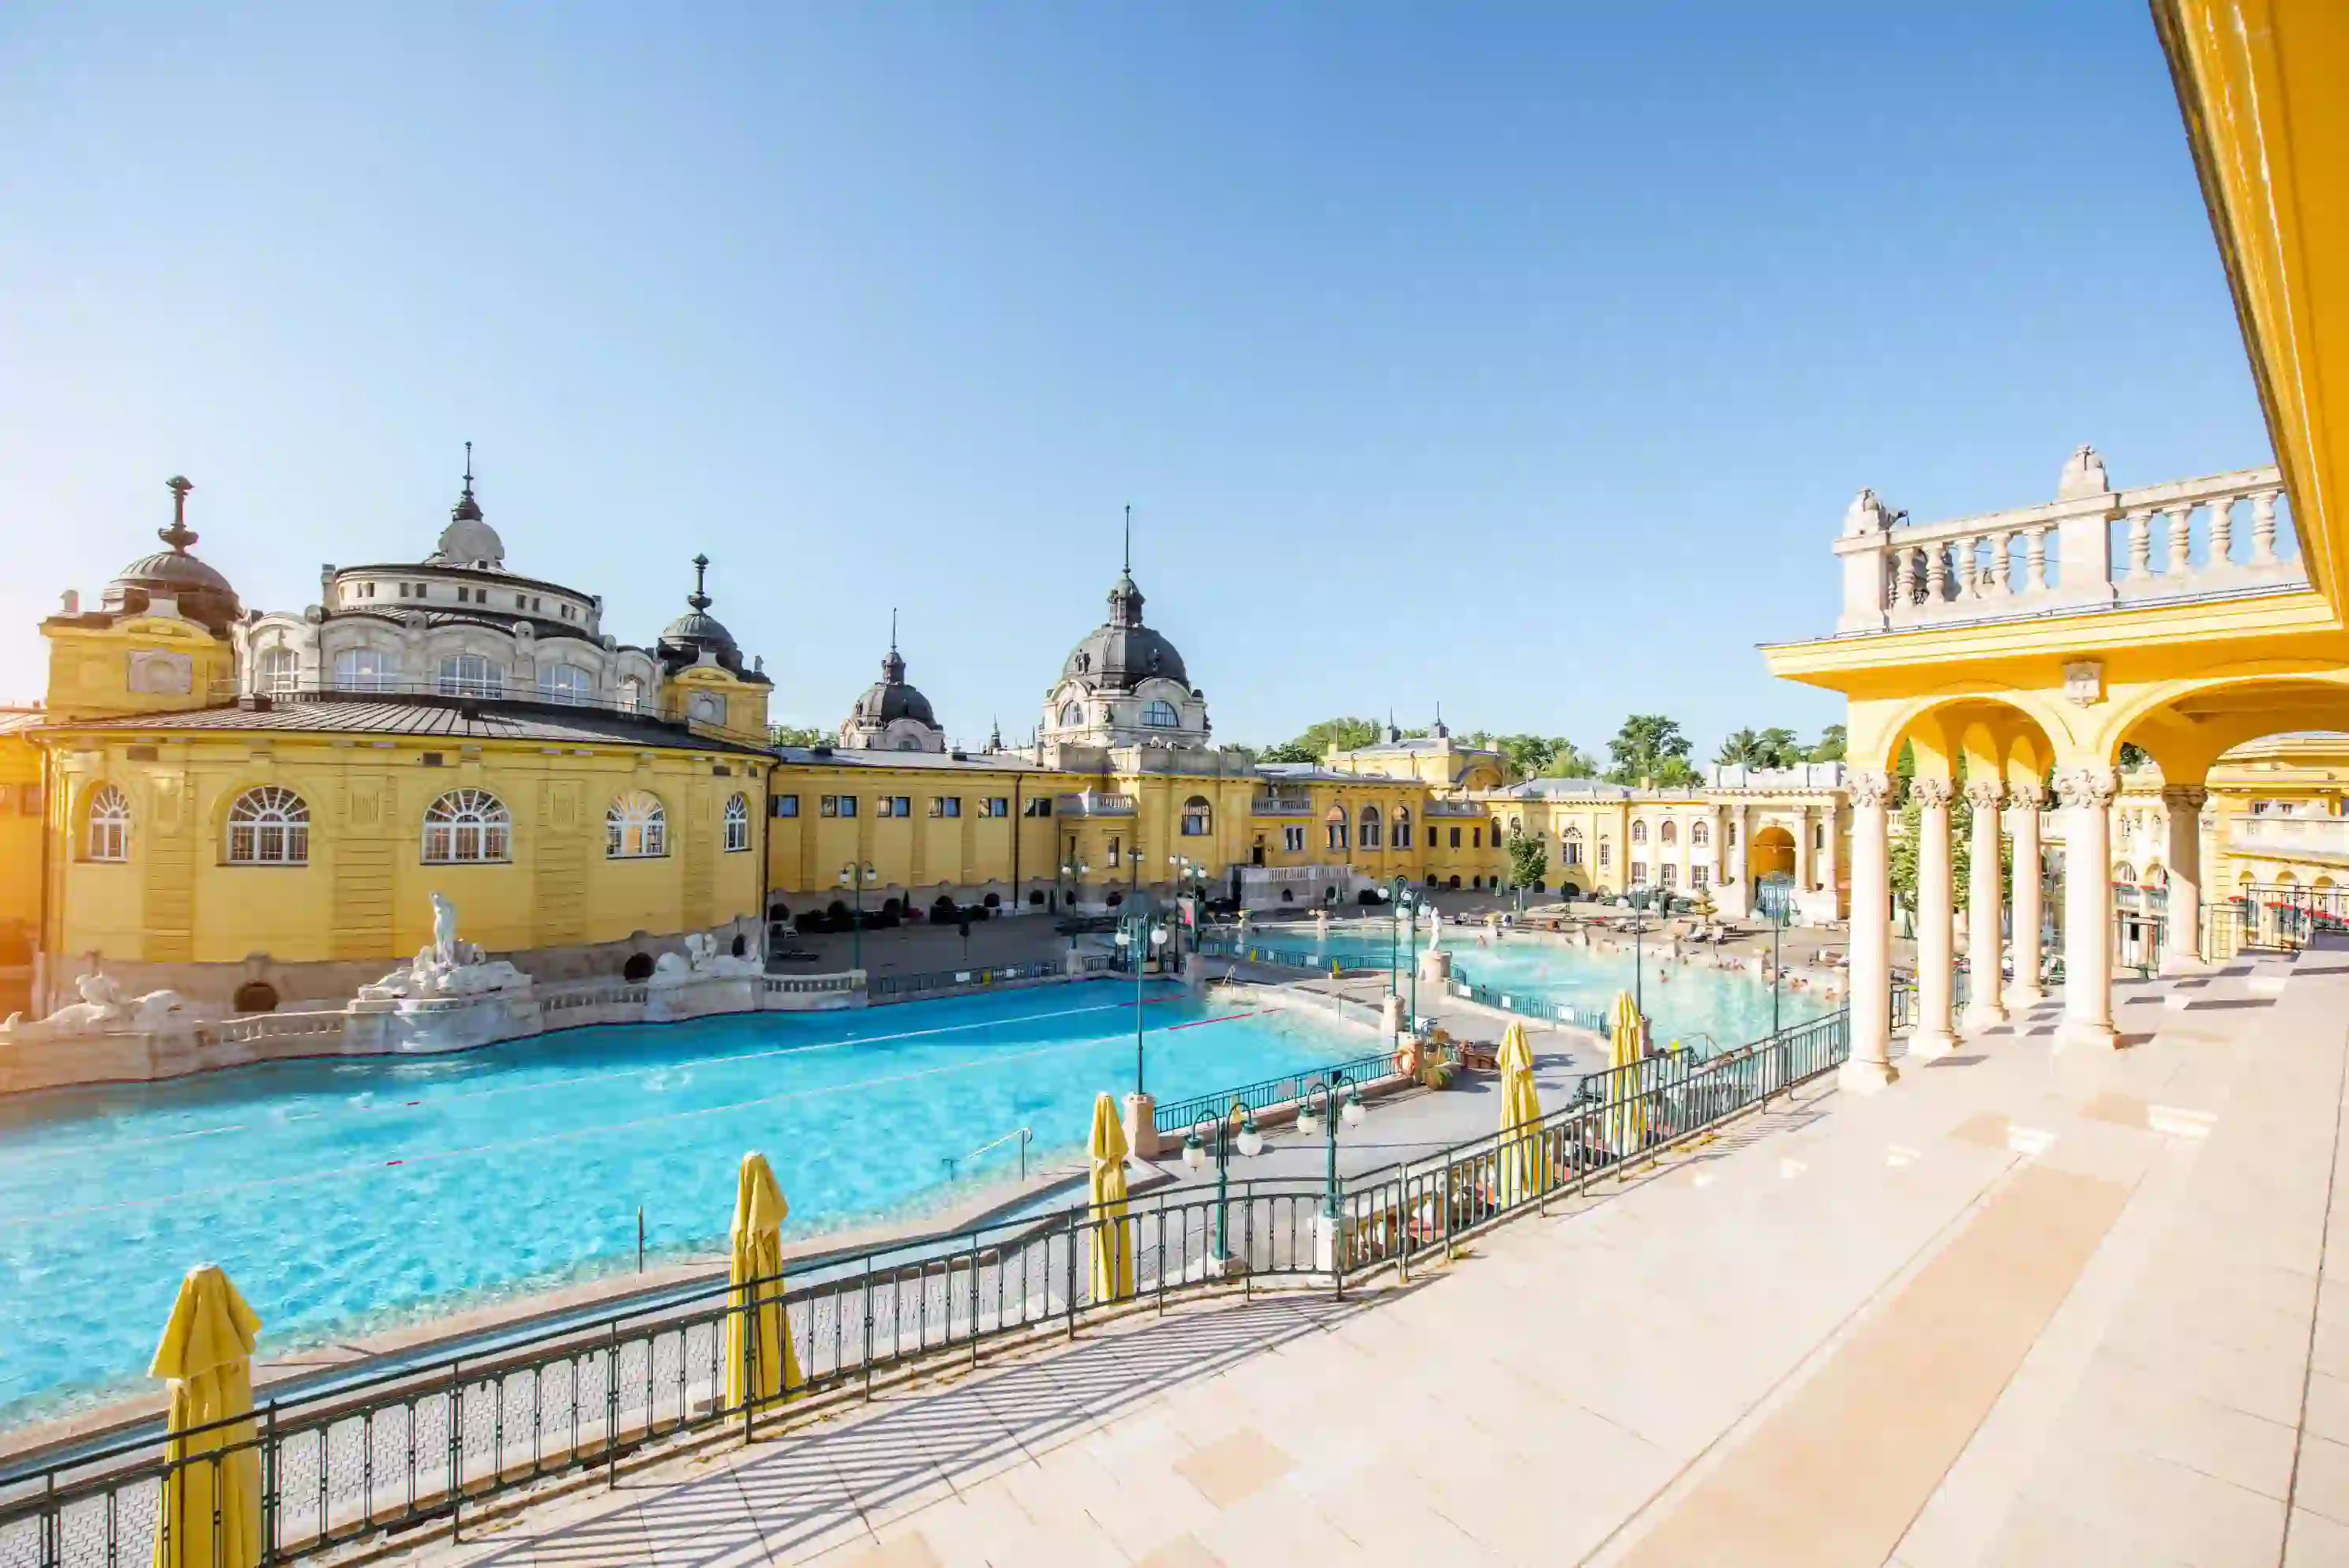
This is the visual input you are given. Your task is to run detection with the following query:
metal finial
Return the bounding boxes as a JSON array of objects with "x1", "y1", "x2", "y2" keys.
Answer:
[
  {"x1": 462, "y1": 441, "x2": 475, "y2": 497},
  {"x1": 160, "y1": 476, "x2": 197, "y2": 551},
  {"x1": 689, "y1": 553, "x2": 711, "y2": 611},
  {"x1": 890, "y1": 606, "x2": 898, "y2": 655},
  {"x1": 1123, "y1": 504, "x2": 1131, "y2": 576}
]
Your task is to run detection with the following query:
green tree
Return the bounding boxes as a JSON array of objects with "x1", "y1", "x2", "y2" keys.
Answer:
[
  {"x1": 2118, "y1": 741, "x2": 2152, "y2": 770},
  {"x1": 768, "y1": 724, "x2": 827, "y2": 749},
  {"x1": 1887, "y1": 777, "x2": 2014, "y2": 916},
  {"x1": 1809, "y1": 724, "x2": 1848, "y2": 763},
  {"x1": 1714, "y1": 728, "x2": 1765, "y2": 767},
  {"x1": 1756, "y1": 726, "x2": 1803, "y2": 767},
  {"x1": 1504, "y1": 829, "x2": 1548, "y2": 891},
  {"x1": 1541, "y1": 743, "x2": 1600, "y2": 778},
  {"x1": 1257, "y1": 715, "x2": 1398, "y2": 763},
  {"x1": 1606, "y1": 715, "x2": 1692, "y2": 784},
  {"x1": 1491, "y1": 733, "x2": 1585, "y2": 780}
]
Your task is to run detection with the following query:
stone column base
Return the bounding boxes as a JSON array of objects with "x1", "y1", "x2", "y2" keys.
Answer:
[
  {"x1": 1837, "y1": 1058, "x2": 1900, "y2": 1094},
  {"x1": 2004, "y1": 983, "x2": 2047, "y2": 1008},
  {"x1": 2158, "y1": 954, "x2": 2210, "y2": 977},
  {"x1": 1961, "y1": 1003, "x2": 2008, "y2": 1032},
  {"x1": 1908, "y1": 1027, "x2": 1961, "y2": 1059},
  {"x1": 1310, "y1": 1210, "x2": 1355, "y2": 1275},
  {"x1": 1122, "y1": 1091, "x2": 1160, "y2": 1160},
  {"x1": 2060, "y1": 1019, "x2": 2123, "y2": 1051}
]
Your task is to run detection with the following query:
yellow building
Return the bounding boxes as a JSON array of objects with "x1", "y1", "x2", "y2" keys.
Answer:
[{"x1": 1761, "y1": 0, "x2": 2349, "y2": 1086}]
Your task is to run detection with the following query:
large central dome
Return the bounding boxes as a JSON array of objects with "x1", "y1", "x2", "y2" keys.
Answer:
[{"x1": 1060, "y1": 570, "x2": 1188, "y2": 690}]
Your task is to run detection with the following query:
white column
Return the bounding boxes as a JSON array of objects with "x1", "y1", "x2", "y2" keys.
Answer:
[
  {"x1": 1819, "y1": 798, "x2": 1841, "y2": 913},
  {"x1": 2058, "y1": 766, "x2": 2122, "y2": 1050},
  {"x1": 1963, "y1": 778, "x2": 2007, "y2": 1030},
  {"x1": 2160, "y1": 785, "x2": 2208, "y2": 973},
  {"x1": 1911, "y1": 777, "x2": 1960, "y2": 1057},
  {"x1": 1840, "y1": 771, "x2": 1897, "y2": 1093},
  {"x1": 1793, "y1": 808, "x2": 1814, "y2": 896},
  {"x1": 2007, "y1": 783, "x2": 2047, "y2": 1007}
]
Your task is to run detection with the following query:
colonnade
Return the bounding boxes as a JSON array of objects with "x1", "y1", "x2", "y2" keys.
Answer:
[{"x1": 1837, "y1": 767, "x2": 2208, "y2": 1092}]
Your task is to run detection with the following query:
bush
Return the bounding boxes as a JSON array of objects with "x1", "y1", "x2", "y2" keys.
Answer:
[{"x1": 1417, "y1": 1060, "x2": 1457, "y2": 1091}]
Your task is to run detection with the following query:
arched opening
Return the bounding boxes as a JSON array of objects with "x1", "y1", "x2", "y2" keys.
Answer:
[
  {"x1": 231, "y1": 979, "x2": 279, "y2": 1015},
  {"x1": 1750, "y1": 826, "x2": 1796, "y2": 885},
  {"x1": 982, "y1": 892, "x2": 1001, "y2": 908},
  {"x1": 1447, "y1": 875, "x2": 1462, "y2": 889},
  {"x1": 1106, "y1": 890, "x2": 1124, "y2": 907},
  {"x1": 882, "y1": 897, "x2": 903, "y2": 917},
  {"x1": 1028, "y1": 889, "x2": 1045, "y2": 906},
  {"x1": 730, "y1": 933, "x2": 749, "y2": 958},
  {"x1": 1280, "y1": 888, "x2": 1294, "y2": 903},
  {"x1": 622, "y1": 952, "x2": 655, "y2": 982},
  {"x1": 931, "y1": 895, "x2": 959, "y2": 921}
]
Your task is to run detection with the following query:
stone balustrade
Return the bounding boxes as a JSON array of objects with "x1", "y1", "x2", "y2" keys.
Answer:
[
  {"x1": 2229, "y1": 814, "x2": 2349, "y2": 859},
  {"x1": 1835, "y1": 448, "x2": 2298, "y2": 635},
  {"x1": 1248, "y1": 794, "x2": 1315, "y2": 816},
  {"x1": 1054, "y1": 790, "x2": 1138, "y2": 816}
]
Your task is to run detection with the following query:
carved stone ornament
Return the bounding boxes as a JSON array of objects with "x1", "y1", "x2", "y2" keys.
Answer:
[
  {"x1": 126, "y1": 649, "x2": 194, "y2": 695},
  {"x1": 1847, "y1": 770, "x2": 1898, "y2": 809},
  {"x1": 2063, "y1": 658, "x2": 2104, "y2": 707},
  {"x1": 2054, "y1": 766, "x2": 2119, "y2": 811},
  {"x1": 2008, "y1": 780, "x2": 2047, "y2": 812},
  {"x1": 2160, "y1": 785, "x2": 2211, "y2": 812},
  {"x1": 1908, "y1": 777, "x2": 1957, "y2": 808},
  {"x1": 1963, "y1": 778, "x2": 2006, "y2": 812}
]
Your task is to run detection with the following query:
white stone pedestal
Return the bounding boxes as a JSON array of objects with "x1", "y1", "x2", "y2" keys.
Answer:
[
  {"x1": 1311, "y1": 1210, "x2": 1355, "y2": 1276},
  {"x1": 1123, "y1": 1091, "x2": 1159, "y2": 1160},
  {"x1": 384, "y1": 992, "x2": 543, "y2": 1053},
  {"x1": 1380, "y1": 992, "x2": 1404, "y2": 1038},
  {"x1": 1418, "y1": 947, "x2": 1452, "y2": 985}
]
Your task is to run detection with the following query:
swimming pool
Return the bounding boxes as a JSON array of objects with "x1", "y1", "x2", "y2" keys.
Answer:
[
  {"x1": 0, "y1": 981, "x2": 1368, "y2": 1428},
  {"x1": 1221, "y1": 924, "x2": 1832, "y2": 1047}
]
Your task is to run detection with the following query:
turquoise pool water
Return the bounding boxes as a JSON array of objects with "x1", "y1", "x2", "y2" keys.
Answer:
[
  {"x1": 0, "y1": 981, "x2": 1366, "y2": 1427},
  {"x1": 1227, "y1": 924, "x2": 1833, "y2": 1048}
]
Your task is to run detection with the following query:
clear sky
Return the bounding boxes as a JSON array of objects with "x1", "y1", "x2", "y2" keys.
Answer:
[{"x1": 0, "y1": 2, "x2": 2272, "y2": 756}]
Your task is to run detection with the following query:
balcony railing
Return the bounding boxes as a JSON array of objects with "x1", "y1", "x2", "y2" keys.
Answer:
[
  {"x1": 1248, "y1": 795, "x2": 1315, "y2": 816},
  {"x1": 1833, "y1": 458, "x2": 2298, "y2": 635},
  {"x1": 2228, "y1": 814, "x2": 2349, "y2": 860},
  {"x1": 1053, "y1": 792, "x2": 1137, "y2": 817}
]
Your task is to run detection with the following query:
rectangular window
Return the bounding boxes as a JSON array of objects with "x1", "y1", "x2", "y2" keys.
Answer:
[
  {"x1": 876, "y1": 795, "x2": 910, "y2": 818},
  {"x1": 1024, "y1": 797, "x2": 1053, "y2": 818},
  {"x1": 1691, "y1": 865, "x2": 1710, "y2": 891},
  {"x1": 1563, "y1": 839, "x2": 1582, "y2": 866},
  {"x1": 1326, "y1": 823, "x2": 1349, "y2": 850},
  {"x1": 1450, "y1": 827, "x2": 1462, "y2": 849},
  {"x1": 1598, "y1": 842, "x2": 1612, "y2": 868},
  {"x1": 397, "y1": 583, "x2": 409, "y2": 598},
  {"x1": 820, "y1": 794, "x2": 857, "y2": 818},
  {"x1": 1395, "y1": 821, "x2": 1412, "y2": 849},
  {"x1": 1283, "y1": 825, "x2": 1305, "y2": 853},
  {"x1": 1631, "y1": 861, "x2": 1649, "y2": 887},
  {"x1": 1661, "y1": 864, "x2": 1678, "y2": 889},
  {"x1": 771, "y1": 794, "x2": 800, "y2": 819},
  {"x1": 1472, "y1": 827, "x2": 1481, "y2": 849},
  {"x1": 929, "y1": 797, "x2": 962, "y2": 819},
  {"x1": 980, "y1": 797, "x2": 1009, "y2": 818}
]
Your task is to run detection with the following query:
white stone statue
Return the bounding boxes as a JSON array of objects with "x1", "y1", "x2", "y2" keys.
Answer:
[
  {"x1": 0, "y1": 972, "x2": 188, "y2": 1037},
  {"x1": 431, "y1": 891, "x2": 461, "y2": 967},
  {"x1": 1424, "y1": 906, "x2": 1443, "y2": 951}
]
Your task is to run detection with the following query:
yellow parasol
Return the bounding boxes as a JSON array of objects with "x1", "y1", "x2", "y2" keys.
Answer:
[
  {"x1": 1605, "y1": 990, "x2": 1649, "y2": 1157},
  {"x1": 725, "y1": 1152, "x2": 802, "y2": 1411},
  {"x1": 1495, "y1": 1020, "x2": 1545, "y2": 1204},
  {"x1": 1087, "y1": 1092, "x2": 1135, "y2": 1302},
  {"x1": 150, "y1": 1264, "x2": 263, "y2": 1568}
]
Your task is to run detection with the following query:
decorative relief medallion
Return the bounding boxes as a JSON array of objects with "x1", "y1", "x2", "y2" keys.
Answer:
[{"x1": 126, "y1": 650, "x2": 193, "y2": 695}]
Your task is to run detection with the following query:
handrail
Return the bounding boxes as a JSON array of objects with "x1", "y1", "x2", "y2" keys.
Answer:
[
  {"x1": 1153, "y1": 1048, "x2": 1402, "y2": 1135},
  {"x1": 943, "y1": 1127, "x2": 1033, "y2": 1184},
  {"x1": 202, "y1": 678, "x2": 775, "y2": 750}
]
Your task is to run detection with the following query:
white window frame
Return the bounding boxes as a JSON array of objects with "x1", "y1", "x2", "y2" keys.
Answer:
[
  {"x1": 86, "y1": 783, "x2": 131, "y2": 862},
  {"x1": 422, "y1": 789, "x2": 512, "y2": 863},
  {"x1": 437, "y1": 653, "x2": 504, "y2": 699},
  {"x1": 606, "y1": 791, "x2": 669, "y2": 859},
  {"x1": 253, "y1": 647, "x2": 299, "y2": 694},
  {"x1": 333, "y1": 647, "x2": 396, "y2": 692},
  {"x1": 539, "y1": 664, "x2": 591, "y2": 705},
  {"x1": 226, "y1": 785, "x2": 310, "y2": 865},
  {"x1": 723, "y1": 793, "x2": 751, "y2": 852}
]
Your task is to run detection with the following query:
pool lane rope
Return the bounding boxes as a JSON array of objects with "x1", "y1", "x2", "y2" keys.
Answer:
[{"x1": 5, "y1": 1005, "x2": 1297, "y2": 1225}]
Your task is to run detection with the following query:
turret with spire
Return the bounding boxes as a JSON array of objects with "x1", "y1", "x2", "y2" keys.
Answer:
[
  {"x1": 430, "y1": 441, "x2": 506, "y2": 566},
  {"x1": 99, "y1": 475, "x2": 245, "y2": 635},
  {"x1": 840, "y1": 606, "x2": 944, "y2": 752}
]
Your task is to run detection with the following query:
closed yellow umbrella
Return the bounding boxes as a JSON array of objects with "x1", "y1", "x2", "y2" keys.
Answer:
[
  {"x1": 725, "y1": 1152, "x2": 801, "y2": 1411},
  {"x1": 150, "y1": 1264, "x2": 263, "y2": 1568},
  {"x1": 1495, "y1": 1020, "x2": 1545, "y2": 1204},
  {"x1": 1087, "y1": 1092, "x2": 1135, "y2": 1303},
  {"x1": 1606, "y1": 990, "x2": 1649, "y2": 1157}
]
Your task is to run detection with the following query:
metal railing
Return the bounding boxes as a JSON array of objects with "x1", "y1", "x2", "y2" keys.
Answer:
[
  {"x1": 1443, "y1": 977, "x2": 1611, "y2": 1034},
  {"x1": 866, "y1": 959, "x2": 1087, "y2": 999},
  {"x1": 2203, "y1": 884, "x2": 2349, "y2": 959},
  {"x1": 942, "y1": 1127, "x2": 1033, "y2": 1184},
  {"x1": 1191, "y1": 936, "x2": 1334, "y2": 974},
  {"x1": 0, "y1": 1003, "x2": 1853, "y2": 1567},
  {"x1": 210, "y1": 679, "x2": 774, "y2": 751},
  {"x1": 1153, "y1": 1050, "x2": 1401, "y2": 1135}
]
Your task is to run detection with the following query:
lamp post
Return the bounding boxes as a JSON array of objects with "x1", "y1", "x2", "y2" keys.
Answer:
[
  {"x1": 1759, "y1": 872, "x2": 1793, "y2": 1039},
  {"x1": 1113, "y1": 912, "x2": 1168, "y2": 1093},
  {"x1": 838, "y1": 861, "x2": 877, "y2": 973},
  {"x1": 1628, "y1": 894, "x2": 1651, "y2": 1015},
  {"x1": 1181, "y1": 1100, "x2": 1263, "y2": 1264},
  {"x1": 1060, "y1": 859, "x2": 1090, "y2": 913},
  {"x1": 1387, "y1": 875, "x2": 1417, "y2": 1044},
  {"x1": 1296, "y1": 1068, "x2": 1366, "y2": 1219}
]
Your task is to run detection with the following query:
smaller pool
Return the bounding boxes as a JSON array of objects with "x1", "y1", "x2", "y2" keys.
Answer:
[{"x1": 1219, "y1": 923, "x2": 1832, "y2": 1048}]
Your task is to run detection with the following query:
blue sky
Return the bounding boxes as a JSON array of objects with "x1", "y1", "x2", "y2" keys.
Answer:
[{"x1": 0, "y1": 2, "x2": 2272, "y2": 755}]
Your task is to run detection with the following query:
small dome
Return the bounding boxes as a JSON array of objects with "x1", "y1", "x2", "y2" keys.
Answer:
[
  {"x1": 430, "y1": 447, "x2": 505, "y2": 566},
  {"x1": 103, "y1": 477, "x2": 242, "y2": 636},
  {"x1": 656, "y1": 553, "x2": 750, "y2": 674}
]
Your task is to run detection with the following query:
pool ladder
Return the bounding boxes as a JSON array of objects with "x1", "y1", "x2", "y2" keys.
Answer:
[{"x1": 943, "y1": 1125, "x2": 1034, "y2": 1184}]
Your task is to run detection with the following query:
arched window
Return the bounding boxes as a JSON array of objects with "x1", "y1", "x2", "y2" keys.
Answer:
[
  {"x1": 227, "y1": 786, "x2": 310, "y2": 865},
  {"x1": 1691, "y1": 820, "x2": 1710, "y2": 847},
  {"x1": 253, "y1": 647, "x2": 298, "y2": 693},
  {"x1": 85, "y1": 784, "x2": 130, "y2": 862},
  {"x1": 334, "y1": 647, "x2": 396, "y2": 692},
  {"x1": 1508, "y1": 816, "x2": 1522, "y2": 835},
  {"x1": 1630, "y1": 820, "x2": 1649, "y2": 844},
  {"x1": 1560, "y1": 827, "x2": 1584, "y2": 866},
  {"x1": 1393, "y1": 807, "x2": 1412, "y2": 850},
  {"x1": 606, "y1": 791, "x2": 668, "y2": 858},
  {"x1": 437, "y1": 653, "x2": 503, "y2": 698},
  {"x1": 1142, "y1": 700, "x2": 1180, "y2": 728},
  {"x1": 1324, "y1": 805, "x2": 1349, "y2": 852},
  {"x1": 1059, "y1": 701, "x2": 1083, "y2": 728},
  {"x1": 1359, "y1": 805, "x2": 1382, "y2": 849},
  {"x1": 1180, "y1": 796, "x2": 1212, "y2": 837},
  {"x1": 539, "y1": 664, "x2": 591, "y2": 704},
  {"x1": 617, "y1": 677, "x2": 646, "y2": 712},
  {"x1": 894, "y1": 736, "x2": 923, "y2": 752},
  {"x1": 1660, "y1": 821, "x2": 1678, "y2": 845},
  {"x1": 723, "y1": 793, "x2": 751, "y2": 853},
  {"x1": 422, "y1": 789, "x2": 511, "y2": 863}
]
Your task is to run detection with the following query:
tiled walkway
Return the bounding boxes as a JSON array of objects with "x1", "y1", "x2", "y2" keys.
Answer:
[{"x1": 404, "y1": 945, "x2": 2349, "y2": 1567}]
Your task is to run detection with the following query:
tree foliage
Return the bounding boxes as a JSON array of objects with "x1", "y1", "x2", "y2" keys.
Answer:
[
  {"x1": 1606, "y1": 715, "x2": 1693, "y2": 785},
  {"x1": 1809, "y1": 724, "x2": 1848, "y2": 762},
  {"x1": 1504, "y1": 829, "x2": 1548, "y2": 891},
  {"x1": 768, "y1": 724, "x2": 828, "y2": 749}
]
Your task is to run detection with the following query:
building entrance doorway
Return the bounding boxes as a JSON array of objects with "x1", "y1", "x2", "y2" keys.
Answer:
[{"x1": 1751, "y1": 825, "x2": 1797, "y2": 898}]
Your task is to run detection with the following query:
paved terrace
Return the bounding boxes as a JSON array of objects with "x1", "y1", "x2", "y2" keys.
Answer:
[{"x1": 386, "y1": 940, "x2": 2349, "y2": 1567}]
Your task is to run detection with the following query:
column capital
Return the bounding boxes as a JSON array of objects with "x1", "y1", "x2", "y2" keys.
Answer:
[
  {"x1": 2008, "y1": 779, "x2": 2047, "y2": 811},
  {"x1": 2054, "y1": 765, "x2": 2118, "y2": 810},
  {"x1": 1963, "y1": 777, "x2": 2006, "y2": 812},
  {"x1": 2159, "y1": 784, "x2": 2210, "y2": 811},
  {"x1": 1848, "y1": 769, "x2": 1898, "y2": 809},
  {"x1": 1910, "y1": 776, "x2": 1957, "y2": 808}
]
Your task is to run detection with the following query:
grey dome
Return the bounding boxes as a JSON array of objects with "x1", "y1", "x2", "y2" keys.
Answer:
[
  {"x1": 1060, "y1": 571, "x2": 1188, "y2": 691},
  {"x1": 104, "y1": 478, "x2": 242, "y2": 636},
  {"x1": 852, "y1": 644, "x2": 939, "y2": 727},
  {"x1": 656, "y1": 553, "x2": 759, "y2": 678}
]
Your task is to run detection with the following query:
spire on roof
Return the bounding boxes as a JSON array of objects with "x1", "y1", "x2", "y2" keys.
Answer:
[
  {"x1": 451, "y1": 441, "x2": 483, "y2": 523},
  {"x1": 161, "y1": 476, "x2": 197, "y2": 552},
  {"x1": 689, "y1": 553, "x2": 711, "y2": 612},
  {"x1": 1432, "y1": 702, "x2": 1449, "y2": 740}
]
